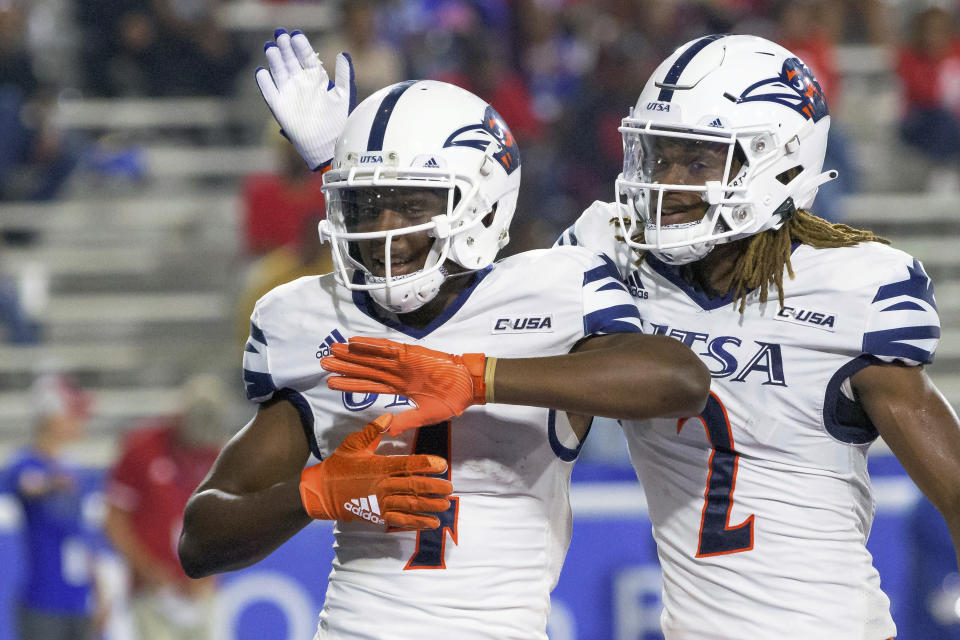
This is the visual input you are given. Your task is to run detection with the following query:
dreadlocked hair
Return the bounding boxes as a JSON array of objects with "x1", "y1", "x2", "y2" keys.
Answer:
[{"x1": 613, "y1": 209, "x2": 890, "y2": 313}]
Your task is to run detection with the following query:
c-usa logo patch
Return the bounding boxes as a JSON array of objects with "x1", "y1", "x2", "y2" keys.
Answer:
[{"x1": 491, "y1": 314, "x2": 554, "y2": 333}]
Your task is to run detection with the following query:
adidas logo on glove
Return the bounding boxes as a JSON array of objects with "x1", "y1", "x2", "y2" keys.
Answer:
[{"x1": 344, "y1": 495, "x2": 384, "y2": 525}]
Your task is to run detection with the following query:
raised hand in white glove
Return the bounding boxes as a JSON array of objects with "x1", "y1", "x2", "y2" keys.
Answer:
[{"x1": 256, "y1": 28, "x2": 356, "y2": 171}]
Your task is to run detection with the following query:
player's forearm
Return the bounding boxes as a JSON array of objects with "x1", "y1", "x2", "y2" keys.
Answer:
[
  {"x1": 492, "y1": 334, "x2": 710, "y2": 419},
  {"x1": 178, "y1": 476, "x2": 311, "y2": 578}
]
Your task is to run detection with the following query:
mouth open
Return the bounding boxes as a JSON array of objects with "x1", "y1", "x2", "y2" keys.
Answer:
[
  {"x1": 658, "y1": 212, "x2": 691, "y2": 226},
  {"x1": 654, "y1": 203, "x2": 705, "y2": 226},
  {"x1": 372, "y1": 256, "x2": 423, "y2": 277}
]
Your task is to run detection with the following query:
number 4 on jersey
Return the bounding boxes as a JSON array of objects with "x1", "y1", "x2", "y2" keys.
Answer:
[
  {"x1": 403, "y1": 421, "x2": 459, "y2": 569},
  {"x1": 678, "y1": 392, "x2": 755, "y2": 557}
]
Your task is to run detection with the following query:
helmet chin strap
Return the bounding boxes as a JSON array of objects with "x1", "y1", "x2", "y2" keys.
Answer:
[
  {"x1": 645, "y1": 200, "x2": 724, "y2": 266},
  {"x1": 363, "y1": 232, "x2": 452, "y2": 314},
  {"x1": 366, "y1": 264, "x2": 448, "y2": 314},
  {"x1": 647, "y1": 229, "x2": 717, "y2": 265}
]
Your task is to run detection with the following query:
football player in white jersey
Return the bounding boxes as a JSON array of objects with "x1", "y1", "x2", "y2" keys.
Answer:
[
  {"x1": 553, "y1": 34, "x2": 960, "y2": 638},
  {"x1": 178, "y1": 30, "x2": 709, "y2": 640}
]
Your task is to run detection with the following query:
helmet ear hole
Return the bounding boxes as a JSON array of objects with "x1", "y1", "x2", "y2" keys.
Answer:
[{"x1": 776, "y1": 166, "x2": 803, "y2": 185}]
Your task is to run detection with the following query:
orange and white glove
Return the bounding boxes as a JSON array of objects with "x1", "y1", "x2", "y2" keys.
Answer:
[
  {"x1": 299, "y1": 414, "x2": 452, "y2": 530},
  {"x1": 321, "y1": 337, "x2": 492, "y2": 435}
]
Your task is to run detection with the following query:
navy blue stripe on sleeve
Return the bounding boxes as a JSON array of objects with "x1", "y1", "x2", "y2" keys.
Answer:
[
  {"x1": 584, "y1": 304, "x2": 643, "y2": 335},
  {"x1": 583, "y1": 254, "x2": 622, "y2": 285},
  {"x1": 597, "y1": 281, "x2": 629, "y2": 294},
  {"x1": 243, "y1": 368, "x2": 277, "y2": 401},
  {"x1": 881, "y1": 301, "x2": 925, "y2": 313},
  {"x1": 872, "y1": 259, "x2": 937, "y2": 308},
  {"x1": 862, "y1": 325, "x2": 940, "y2": 365},
  {"x1": 249, "y1": 321, "x2": 268, "y2": 346},
  {"x1": 596, "y1": 320, "x2": 646, "y2": 334},
  {"x1": 554, "y1": 225, "x2": 578, "y2": 247}
]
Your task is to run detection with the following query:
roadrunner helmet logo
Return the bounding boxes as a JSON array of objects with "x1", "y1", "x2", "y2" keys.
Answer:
[
  {"x1": 738, "y1": 57, "x2": 828, "y2": 122},
  {"x1": 443, "y1": 105, "x2": 520, "y2": 175}
]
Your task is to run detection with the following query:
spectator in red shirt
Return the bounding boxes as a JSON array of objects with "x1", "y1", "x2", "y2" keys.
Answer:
[
  {"x1": 778, "y1": 0, "x2": 857, "y2": 220},
  {"x1": 242, "y1": 131, "x2": 327, "y2": 256},
  {"x1": 104, "y1": 375, "x2": 227, "y2": 640},
  {"x1": 897, "y1": 6, "x2": 960, "y2": 190}
]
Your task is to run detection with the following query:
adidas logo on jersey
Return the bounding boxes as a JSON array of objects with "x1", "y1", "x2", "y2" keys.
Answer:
[
  {"x1": 492, "y1": 314, "x2": 554, "y2": 333},
  {"x1": 344, "y1": 495, "x2": 384, "y2": 525},
  {"x1": 626, "y1": 270, "x2": 648, "y2": 299},
  {"x1": 315, "y1": 328, "x2": 347, "y2": 359}
]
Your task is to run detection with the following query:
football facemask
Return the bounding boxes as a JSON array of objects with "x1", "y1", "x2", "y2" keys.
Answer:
[{"x1": 617, "y1": 126, "x2": 750, "y2": 264}]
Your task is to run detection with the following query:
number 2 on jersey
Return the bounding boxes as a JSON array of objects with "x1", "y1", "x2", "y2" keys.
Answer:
[
  {"x1": 404, "y1": 421, "x2": 459, "y2": 570},
  {"x1": 678, "y1": 392, "x2": 754, "y2": 557}
]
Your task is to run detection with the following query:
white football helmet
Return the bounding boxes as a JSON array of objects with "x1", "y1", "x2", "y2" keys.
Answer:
[
  {"x1": 615, "y1": 34, "x2": 838, "y2": 265},
  {"x1": 320, "y1": 80, "x2": 521, "y2": 313}
]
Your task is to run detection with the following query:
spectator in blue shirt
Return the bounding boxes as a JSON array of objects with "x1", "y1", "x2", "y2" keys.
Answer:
[{"x1": 4, "y1": 374, "x2": 105, "y2": 640}]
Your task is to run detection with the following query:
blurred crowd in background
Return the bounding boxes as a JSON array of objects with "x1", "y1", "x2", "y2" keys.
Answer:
[{"x1": 3, "y1": 0, "x2": 960, "y2": 638}]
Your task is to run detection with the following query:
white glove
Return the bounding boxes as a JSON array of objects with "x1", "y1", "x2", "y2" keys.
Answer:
[{"x1": 256, "y1": 29, "x2": 356, "y2": 171}]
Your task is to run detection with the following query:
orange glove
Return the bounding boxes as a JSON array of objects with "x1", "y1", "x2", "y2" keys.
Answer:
[
  {"x1": 299, "y1": 414, "x2": 452, "y2": 530},
  {"x1": 321, "y1": 337, "x2": 487, "y2": 435}
]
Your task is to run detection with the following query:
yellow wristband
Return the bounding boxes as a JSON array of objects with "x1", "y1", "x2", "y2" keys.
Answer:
[{"x1": 484, "y1": 357, "x2": 497, "y2": 404}]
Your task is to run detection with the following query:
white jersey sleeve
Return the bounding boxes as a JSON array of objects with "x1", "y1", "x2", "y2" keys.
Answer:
[
  {"x1": 242, "y1": 302, "x2": 277, "y2": 403},
  {"x1": 555, "y1": 201, "x2": 636, "y2": 280},
  {"x1": 581, "y1": 252, "x2": 643, "y2": 336},
  {"x1": 861, "y1": 254, "x2": 940, "y2": 366}
]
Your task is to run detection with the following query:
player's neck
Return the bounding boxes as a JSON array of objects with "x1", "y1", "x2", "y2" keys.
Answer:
[{"x1": 683, "y1": 239, "x2": 748, "y2": 297}]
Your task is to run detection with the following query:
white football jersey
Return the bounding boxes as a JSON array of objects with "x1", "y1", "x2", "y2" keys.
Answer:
[
  {"x1": 242, "y1": 246, "x2": 642, "y2": 640},
  {"x1": 560, "y1": 202, "x2": 939, "y2": 639}
]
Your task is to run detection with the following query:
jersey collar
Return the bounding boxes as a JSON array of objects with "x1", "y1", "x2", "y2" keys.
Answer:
[
  {"x1": 351, "y1": 266, "x2": 493, "y2": 339},
  {"x1": 643, "y1": 242, "x2": 802, "y2": 311},
  {"x1": 643, "y1": 254, "x2": 738, "y2": 311}
]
